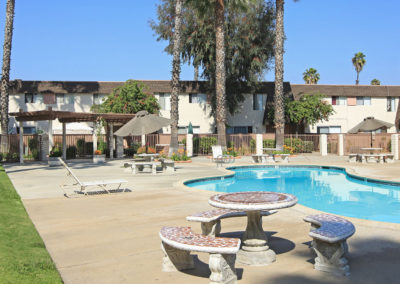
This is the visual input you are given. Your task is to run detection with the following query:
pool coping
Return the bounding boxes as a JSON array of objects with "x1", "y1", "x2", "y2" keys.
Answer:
[{"x1": 177, "y1": 163, "x2": 400, "y2": 229}]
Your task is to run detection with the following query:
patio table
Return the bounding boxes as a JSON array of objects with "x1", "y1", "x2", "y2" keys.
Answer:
[
  {"x1": 137, "y1": 153, "x2": 160, "y2": 161},
  {"x1": 360, "y1": 147, "x2": 382, "y2": 154},
  {"x1": 208, "y1": 191, "x2": 298, "y2": 265}
]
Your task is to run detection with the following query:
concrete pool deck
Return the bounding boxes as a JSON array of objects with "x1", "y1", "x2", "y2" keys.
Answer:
[{"x1": 4, "y1": 155, "x2": 400, "y2": 283}]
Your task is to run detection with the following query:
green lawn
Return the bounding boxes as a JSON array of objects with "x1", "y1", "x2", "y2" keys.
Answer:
[{"x1": 0, "y1": 166, "x2": 62, "y2": 283}]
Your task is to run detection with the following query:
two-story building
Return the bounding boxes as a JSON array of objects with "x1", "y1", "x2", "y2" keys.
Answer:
[{"x1": 4, "y1": 80, "x2": 400, "y2": 135}]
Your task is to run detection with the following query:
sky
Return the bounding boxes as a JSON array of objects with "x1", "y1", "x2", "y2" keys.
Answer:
[{"x1": 0, "y1": 0, "x2": 399, "y2": 85}]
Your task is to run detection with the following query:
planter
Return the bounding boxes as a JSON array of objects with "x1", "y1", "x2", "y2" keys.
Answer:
[
  {"x1": 174, "y1": 160, "x2": 192, "y2": 163},
  {"x1": 207, "y1": 156, "x2": 241, "y2": 159},
  {"x1": 93, "y1": 154, "x2": 106, "y2": 164},
  {"x1": 48, "y1": 157, "x2": 62, "y2": 167}
]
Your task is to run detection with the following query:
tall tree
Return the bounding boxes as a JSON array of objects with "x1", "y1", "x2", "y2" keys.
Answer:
[
  {"x1": 352, "y1": 52, "x2": 366, "y2": 85},
  {"x1": 151, "y1": 0, "x2": 275, "y2": 143},
  {"x1": 371, "y1": 78, "x2": 381, "y2": 85},
  {"x1": 169, "y1": 0, "x2": 183, "y2": 155},
  {"x1": 303, "y1": 68, "x2": 320, "y2": 84},
  {"x1": 274, "y1": 0, "x2": 285, "y2": 150},
  {"x1": 0, "y1": 0, "x2": 16, "y2": 149}
]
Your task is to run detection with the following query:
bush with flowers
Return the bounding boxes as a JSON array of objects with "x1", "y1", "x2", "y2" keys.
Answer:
[
  {"x1": 273, "y1": 145, "x2": 294, "y2": 155},
  {"x1": 94, "y1": 150, "x2": 102, "y2": 155},
  {"x1": 136, "y1": 146, "x2": 156, "y2": 154},
  {"x1": 170, "y1": 148, "x2": 190, "y2": 161},
  {"x1": 223, "y1": 147, "x2": 238, "y2": 157}
]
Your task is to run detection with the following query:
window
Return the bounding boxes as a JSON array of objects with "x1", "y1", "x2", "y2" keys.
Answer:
[
  {"x1": 226, "y1": 126, "x2": 251, "y2": 134},
  {"x1": 17, "y1": 126, "x2": 36, "y2": 134},
  {"x1": 56, "y1": 94, "x2": 64, "y2": 104},
  {"x1": 331, "y1": 96, "x2": 346, "y2": 105},
  {"x1": 253, "y1": 94, "x2": 263, "y2": 110},
  {"x1": 387, "y1": 97, "x2": 396, "y2": 112},
  {"x1": 65, "y1": 95, "x2": 75, "y2": 104},
  {"x1": 317, "y1": 126, "x2": 341, "y2": 134},
  {"x1": 189, "y1": 93, "x2": 207, "y2": 104},
  {"x1": 43, "y1": 93, "x2": 56, "y2": 104},
  {"x1": 356, "y1": 96, "x2": 371, "y2": 105},
  {"x1": 93, "y1": 93, "x2": 106, "y2": 105},
  {"x1": 177, "y1": 125, "x2": 200, "y2": 134},
  {"x1": 25, "y1": 93, "x2": 34, "y2": 103},
  {"x1": 158, "y1": 93, "x2": 171, "y2": 111}
]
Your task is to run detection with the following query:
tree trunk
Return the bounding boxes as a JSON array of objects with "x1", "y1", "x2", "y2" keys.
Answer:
[
  {"x1": 215, "y1": 0, "x2": 227, "y2": 148},
  {"x1": 356, "y1": 71, "x2": 359, "y2": 85},
  {"x1": 169, "y1": 0, "x2": 183, "y2": 156},
  {"x1": 0, "y1": 0, "x2": 15, "y2": 152},
  {"x1": 274, "y1": 0, "x2": 285, "y2": 150},
  {"x1": 194, "y1": 64, "x2": 199, "y2": 81}
]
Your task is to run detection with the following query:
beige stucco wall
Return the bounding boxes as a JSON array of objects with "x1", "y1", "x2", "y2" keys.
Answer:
[
  {"x1": 308, "y1": 97, "x2": 398, "y2": 133},
  {"x1": 227, "y1": 94, "x2": 267, "y2": 133},
  {"x1": 8, "y1": 94, "x2": 94, "y2": 133}
]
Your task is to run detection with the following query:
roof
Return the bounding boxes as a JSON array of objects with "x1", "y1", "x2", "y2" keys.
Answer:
[
  {"x1": 9, "y1": 109, "x2": 135, "y2": 124},
  {"x1": 9, "y1": 80, "x2": 400, "y2": 97},
  {"x1": 291, "y1": 84, "x2": 400, "y2": 98}
]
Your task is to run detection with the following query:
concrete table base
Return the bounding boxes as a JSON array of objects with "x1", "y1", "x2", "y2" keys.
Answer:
[{"x1": 237, "y1": 211, "x2": 276, "y2": 265}]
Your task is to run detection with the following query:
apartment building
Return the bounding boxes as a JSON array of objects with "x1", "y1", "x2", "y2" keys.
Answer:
[{"x1": 5, "y1": 80, "x2": 400, "y2": 135}]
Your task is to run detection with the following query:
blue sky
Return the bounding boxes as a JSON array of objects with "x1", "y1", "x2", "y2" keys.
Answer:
[{"x1": 0, "y1": 0, "x2": 399, "y2": 85}]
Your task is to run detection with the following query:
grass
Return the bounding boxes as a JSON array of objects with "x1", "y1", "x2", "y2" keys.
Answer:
[{"x1": 0, "y1": 165, "x2": 62, "y2": 283}]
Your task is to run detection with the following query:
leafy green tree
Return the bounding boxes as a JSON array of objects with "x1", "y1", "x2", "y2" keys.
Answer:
[
  {"x1": 151, "y1": 0, "x2": 275, "y2": 146},
  {"x1": 352, "y1": 52, "x2": 366, "y2": 85},
  {"x1": 92, "y1": 80, "x2": 160, "y2": 114},
  {"x1": 371, "y1": 78, "x2": 381, "y2": 85},
  {"x1": 303, "y1": 68, "x2": 320, "y2": 84},
  {"x1": 267, "y1": 93, "x2": 334, "y2": 133},
  {"x1": 1, "y1": 0, "x2": 16, "y2": 149}
]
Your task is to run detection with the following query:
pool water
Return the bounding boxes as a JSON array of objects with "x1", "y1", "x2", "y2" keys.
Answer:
[{"x1": 185, "y1": 166, "x2": 400, "y2": 223}]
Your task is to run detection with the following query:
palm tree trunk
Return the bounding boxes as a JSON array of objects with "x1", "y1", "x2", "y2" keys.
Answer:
[
  {"x1": 356, "y1": 71, "x2": 359, "y2": 85},
  {"x1": 169, "y1": 0, "x2": 183, "y2": 156},
  {"x1": 194, "y1": 64, "x2": 199, "y2": 81},
  {"x1": 274, "y1": 0, "x2": 285, "y2": 150},
  {"x1": 0, "y1": 0, "x2": 15, "y2": 152},
  {"x1": 215, "y1": 0, "x2": 227, "y2": 148}
]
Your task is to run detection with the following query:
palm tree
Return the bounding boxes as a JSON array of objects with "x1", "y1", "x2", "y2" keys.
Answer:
[
  {"x1": 169, "y1": 0, "x2": 183, "y2": 156},
  {"x1": 371, "y1": 78, "x2": 381, "y2": 85},
  {"x1": 303, "y1": 68, "x2": 320, "y2": 84},
  {"x1": 0, "y1": 0, "x2": 15, "y2": 150},
  {"x1": 352, "y1": 52, "x2": 366, "y2": 85},
  {"x1": 274, "y1": 0, "x2": 298, "y2": 150},
  {"x1": 273, "y1": 0, "x2": 285, "y2": 150}
]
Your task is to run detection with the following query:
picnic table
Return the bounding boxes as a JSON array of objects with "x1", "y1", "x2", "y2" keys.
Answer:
[
  {"x1": 137, "y1": 153, "x2": 160, "y2": 161},
  {"x1": 360, "y1": 147, "x2": 382, "y2": 154},
  {"x1": 208, "y1": 191, "x2": 298, "y2": 266}
]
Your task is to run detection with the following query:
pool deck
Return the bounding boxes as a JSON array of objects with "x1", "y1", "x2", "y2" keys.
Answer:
[{"x1": 4, "y1": 154, "x2": 400, "y2": 283}]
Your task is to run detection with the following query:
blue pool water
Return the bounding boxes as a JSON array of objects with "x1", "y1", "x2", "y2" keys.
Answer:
[{"x1": 185, "y1": 166, "x2": 400, "y2": 223}]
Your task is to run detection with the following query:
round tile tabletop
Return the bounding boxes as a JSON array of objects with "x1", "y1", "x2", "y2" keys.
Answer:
[{"x1": 209, "y1": 191, "x2": 298, "y2": 211}]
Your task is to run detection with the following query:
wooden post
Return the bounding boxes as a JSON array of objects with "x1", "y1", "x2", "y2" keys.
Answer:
[
  {"x1": 19, "y1": 121, "x2": 23, "y2": 164},
  {"x1": 93, "y1": 122, "x2": 98, "y2": 155},
  {"x1": 62, "y1": 123, "x2": 67, "y2": 160}
]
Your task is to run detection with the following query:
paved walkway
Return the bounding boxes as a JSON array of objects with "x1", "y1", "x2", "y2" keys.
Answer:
[{"x1": 4, "y1": 155, "x2": 400, "y2": 283}]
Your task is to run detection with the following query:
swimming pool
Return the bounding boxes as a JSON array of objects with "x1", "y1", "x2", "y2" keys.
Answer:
[{"x1": 185, "y1": 166, "x2": 400, "y2": 224}]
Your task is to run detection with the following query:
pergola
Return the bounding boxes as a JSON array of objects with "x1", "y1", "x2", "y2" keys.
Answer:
[{"x1": 9, "y1": 108, "x2": 135, "y2": 163}]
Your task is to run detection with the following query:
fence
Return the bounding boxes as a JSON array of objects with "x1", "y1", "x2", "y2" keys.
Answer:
[
  {"x1": 0, "y1": 134, "x2": 42, "y2": 161},
  {"x1": 344, "y1": 133, "x2": 392, "y2": 154}
]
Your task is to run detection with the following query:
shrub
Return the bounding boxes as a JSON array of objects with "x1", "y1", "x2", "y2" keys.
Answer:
[
  {"x1": 66, "y1": 146, "x2": 77, "y2": 159},
  {"x1": 263, "y1": 139, "x2": 276, "y2": 148},
  {"x1": 94, "y1": 150, "x2": 102, "y2": 155},
  {"x1": 284, "y1": 138, "x2": 304, "y2": 153},
  {"x1": 124, "y1": 142, "x2": 140, "y2": 156},
  {"x1": 28, "y1": 138, "x2": 39, "y2": 160},
  {"x1": 98, "y1": 140, "x2": 107, "y2": 153},
  {"x1": 250, "y1": 139, "x2": 256, "y2": 152},
  {"x1": 0, "y1": 153, "x2": 3, "y2": 162},
  {"x1": 85, "y1": 142, "x2": 93, "y2": 155},
  {"x1": 199, "y1": 137, "x2": 217, "y2": 153},
  {"x1": 76, "y1": 139, "x2": 85, "y2": 156},
  {"x1": 303, "y1": 141, "x2": 314, "y2": 153},
  {"x1": 49, "y1": 145, "x2": 62, "y2": 157}
]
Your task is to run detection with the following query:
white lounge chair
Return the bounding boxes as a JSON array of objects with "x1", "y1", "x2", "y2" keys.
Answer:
[
  {"x1": 58, "y1": 158, "x2": 128, "y2": 196},
  {"x1": 211, "y1": 145, "x2": 234, "y2": 167}
]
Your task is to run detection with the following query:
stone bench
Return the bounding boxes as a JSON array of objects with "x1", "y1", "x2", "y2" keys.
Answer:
[
  {"x1": 131, "y1": 161, "x2": 160, "y2": 175},
  {"x1": 277, "y1": 154, "x2": 290, "y2": 163},
  {"x1": 381, "y1": 153, "x2": 394, "y2": 163},
  {"x1": 160, "y1": 226, "x2": 240, "y2": 284},
  {"x1": 187, "y1": 209, "x2": 277, "y2": 237},
  {"x1": 361, "y1": 154, "x2": 384, "y2": 164},
  {"x1": 160, "y1": 159, "x2": 175, "y2": 173},
  {"x1": 252, "y1": 154, "x2": 273, "y2": 164},
  {"x1": 304, "y1": 214, "x2": 355, "y2": 276},
  {"x1": 348, "y1": 153, "x2": 358, "y2": 163}
]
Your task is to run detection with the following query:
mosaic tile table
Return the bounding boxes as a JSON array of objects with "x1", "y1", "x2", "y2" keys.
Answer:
[{"x1": 209, "y1": 191, "x2": 298, "y2": 265}]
